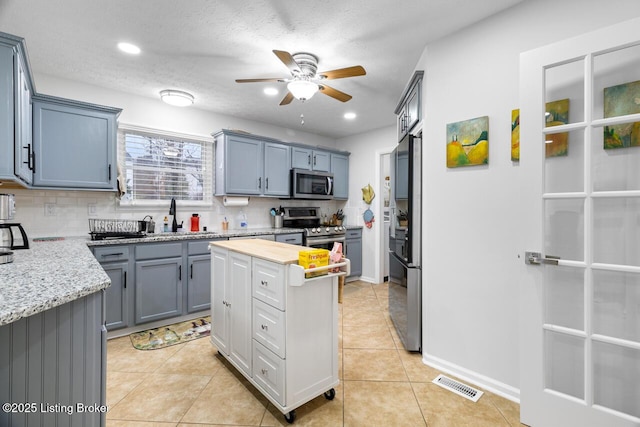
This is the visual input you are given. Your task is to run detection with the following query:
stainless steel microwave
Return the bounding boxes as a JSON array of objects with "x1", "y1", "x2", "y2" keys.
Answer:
[{"x1": 290, "y1": 168, "x2": 334, "y2": 199}]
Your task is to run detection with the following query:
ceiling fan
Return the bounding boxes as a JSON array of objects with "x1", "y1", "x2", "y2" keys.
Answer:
[{"x1": 235, "y1": 50, "x2": 366, "y2": 105}]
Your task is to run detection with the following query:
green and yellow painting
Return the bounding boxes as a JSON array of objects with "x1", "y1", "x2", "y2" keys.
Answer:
[
  {"x1": 604, "y1": 80, "x2": 640, "y2": 149},
  {"x1": 545, "y1": 98, "x2": 569, "y2": 158},
  {"x1": 446, "y1": 116, "x2": 489, "y2": 168},
  {"x1": 511, "y1": 109, "x2": 520, "y2": 161}
]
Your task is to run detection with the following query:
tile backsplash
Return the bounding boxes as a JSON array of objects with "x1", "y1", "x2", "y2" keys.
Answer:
[{"x1": 6, "y1": 188, "x2": 344, "y2": 238}]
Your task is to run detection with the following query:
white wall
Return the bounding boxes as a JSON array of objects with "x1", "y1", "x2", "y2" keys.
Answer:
[
  {"x1": 8, "y1": 75, "x2": 342, "y2": 237},
  {"x1": 337, "y1": 125, "x2": 396, "y2": 282},
  {"x1": 411, "y1": 0, "x2": 640, "y2": 400}
]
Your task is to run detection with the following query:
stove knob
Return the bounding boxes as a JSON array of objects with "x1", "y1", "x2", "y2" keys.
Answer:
[
  {"x1": 311, "y1": 228, "x2": 317, "y2": 233},
  {"x1": 339, "y1": 226, "x2": 344, "y2": 231},
  {"x1": 325, "y1": 227, "x2": 330, "y2": 232},
  {"x1": 334, "y1": 226, "x2": 339, "y2": 232}
]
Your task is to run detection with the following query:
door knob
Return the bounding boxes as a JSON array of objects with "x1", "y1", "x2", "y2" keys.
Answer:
[{"x1": 525, "y1": 251, "x2": 560, "y2": 265}]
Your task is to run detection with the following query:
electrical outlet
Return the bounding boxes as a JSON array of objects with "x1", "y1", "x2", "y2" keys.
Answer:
[
  {"x1": 87, "y1": 203, "x2": 97, "y2": 217},
  {"x1": 44, "y1": 203, "x2": 56, "y2": 216}
]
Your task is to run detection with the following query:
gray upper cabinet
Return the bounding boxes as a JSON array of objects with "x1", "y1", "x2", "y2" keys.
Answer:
[
  {"x1": 263, "y1": 142, "x2": 291, "y2": 196},
  {"x1": 32, "y1": 94, "x2": 121, "y2": 190},
  {"x1": 291, "y1": 146, "x2": 330, "y2": 172},
  {"x1": 330, "y1": 153, "x2": 349, "y2": 199},
  {"x1": 0, "y1": 32, "x2": 34, "y2": 185},
  {"x1": 214, "y1": 130, "x2": 290, "y2": 197},
  {"x1": 395, "y1": 70, "x2": 423, "y2": 141}
]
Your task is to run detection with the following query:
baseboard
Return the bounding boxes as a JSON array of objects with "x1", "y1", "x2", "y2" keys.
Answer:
[{"x1": 422, "y1": 353, "x2": 520, "y2": 403}]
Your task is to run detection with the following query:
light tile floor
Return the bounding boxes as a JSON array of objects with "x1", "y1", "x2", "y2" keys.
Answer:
[{"x1": 106, "y1": 281, "x2": 525, "y2": 426}]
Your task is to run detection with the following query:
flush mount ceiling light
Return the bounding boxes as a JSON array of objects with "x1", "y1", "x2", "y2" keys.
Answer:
[
  {"x1": 160, "y1": 90, "x2": 194, "y2": 107},
  {"x1": 263, "y1": 87, "x2": 279, "y2": 96},
  {"x1": 117, "y1": 42, "x2": 141, "y2": 55},
  {"x1": 287, "y1": 79, "x2": 319, "y2": 101},
  {"x1": 344, "y1": 112, "x2": 357, "y2": 120}
]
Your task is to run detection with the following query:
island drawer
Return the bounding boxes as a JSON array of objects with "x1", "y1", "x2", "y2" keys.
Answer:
[
  {"x1": 253, "y1": 298, "x2": 285, "y2": 358},
  {"x1": 252, "y1": 258, "x2": 285, "y2": 310},
  {"x1": 253, "y1": 340, "x2": 285, "y2": 406},
  {"x1": 93, "y1": 245, "x2": 130, "y2": 262}
]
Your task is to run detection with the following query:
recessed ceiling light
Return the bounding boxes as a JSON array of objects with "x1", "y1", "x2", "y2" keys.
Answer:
[
  {"x1": 160, "y1": 90, "x2": 194, "y2": 107},
  {"x1": 344, "y1": 112, "x2": 357, "y2": 120},
  {"x1": 264, "y1": 87, "x2": 279, "y2": 96},
  {"x1": 117, "y1": 42, "x2": 141, "y2": 55}
]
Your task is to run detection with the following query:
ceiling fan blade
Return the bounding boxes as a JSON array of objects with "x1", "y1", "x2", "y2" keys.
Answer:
[
  {"x1": 318, "y1": 65, "x2": 366, "y2": 80},
  {"x1": 279, "y1": 92, "x2": 294, "y2": 106},
  {"x1": 318, "y1": 84, "x2": 352, "y2": 102},
  {"x1": 273, "y1": 50, "x2": 301, "y2": 74},
  {"x1": 235, "y1": 78, "x2": 286, "y2": 83}
]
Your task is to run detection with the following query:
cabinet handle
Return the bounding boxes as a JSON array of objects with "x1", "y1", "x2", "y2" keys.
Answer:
[
  {"x1": 101, "y1": 252, "x2": 124, "y2": 258},
  {"x1": 307, "y1": 154, "x2": 311, "y2": 165},
  {"x1": 261, "y1": 368, "x2": 268, "y2": 375},
  {"x1": 190, "y1": 264, "x2": 193, "y2": 279},
  {"x1": 313, "y1": 155, "x2": 317, "y2": 166},
  {"x1": 22, "y1": 144, "x2": 31, "y2": 169},
  {"x1": 179, "y1": 265, "x2": 182, "y2": 281},
  {"x1": 258, "y1": 177, "x2": 261, "y2": 189},
  {"x1": 31, "y1": 151, "x2": 36, "y2": 174},
  {"x1": 261, "y1": 324, "x2": 268, "y2": 331},
  {"x1": 108, "y1": 164, "x2": 112, "y2": 181},
  {"x1": 124, "y1": 271, "x2": 127, "y2": 289},
  {"x1": 261, "y1": 280, "x2": 268, "y2": 287},
  {"x1": 265, "y1": 177, "x2": 268, "y2": 190}
]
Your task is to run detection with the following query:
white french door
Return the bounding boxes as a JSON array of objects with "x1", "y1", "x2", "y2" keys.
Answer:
[{"x1": 520, "y1": 17, "x2": 640, "y2": 427}]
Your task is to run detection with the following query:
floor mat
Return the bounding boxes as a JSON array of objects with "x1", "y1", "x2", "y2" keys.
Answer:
[{"x1": 130, "y1": 316, "x2": 211, "y2": 350}]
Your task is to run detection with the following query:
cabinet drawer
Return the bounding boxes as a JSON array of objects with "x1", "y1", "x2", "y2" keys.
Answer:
[
  {"x1": 252, "y1": 258, "x2": 285, "y2": 310},
  {"x1": 253, "y1": 299, "x2": 285, "y2": 358},
  {"x1": 275, "y1": 233, "x2": 303, "y2": 245},
  {"x1": 345, "y1": 228, "x2": 362, "y2": 239},
  {"x1": 93, "y1": 245, "x2": 130, "y2": 263},
  {"x1": 253, "y1": 340, "x2": 285, "y2": 406},
  {"x1": 187, "y1": 239, "x2": 225, "y2": 255},
  {"x1": 135, "y1": 242, "x2": 182, "y2": 260}
]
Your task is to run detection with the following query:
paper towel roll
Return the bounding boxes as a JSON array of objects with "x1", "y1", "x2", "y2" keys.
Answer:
[{"x1": 223, "y1": 196, "x2": 249, "y2": 207}]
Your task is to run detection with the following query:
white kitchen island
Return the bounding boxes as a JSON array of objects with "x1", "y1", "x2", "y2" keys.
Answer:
[{"x1": 209, "y1": 238, "x2": 349, "y2": 424}]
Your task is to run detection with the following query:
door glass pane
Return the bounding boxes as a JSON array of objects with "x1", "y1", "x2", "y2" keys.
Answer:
[
  {"x1": 545, "y1": 199, "x2": 584, "y2": 261},
  {"x1": 545, "y1": 129, "x2": 584, "y2": 193},
  {"x1": 593, "y1": 270, "x2": 640, "y2": 343},
  {"x1": 593, "y1": 341, "x2": 640, "y2": 418},
  {"x1": 545, "y1": 59, "x2": 585, "y2": 124},
  {"x1": 593, "y1": 43, "x2": 640, "y2": 121},
  {"x1": 545, "y1": 266, "x2": 584, "y2": 331},
  {"x1": 593, "y1": 197, "x2": 640, "y2": 266},
  {"x1": 544, "y1": 330, "x2": 584, "y2": 399},
  {"x1": 592, "y1": 126, "x2": 640, "y2": 191}
]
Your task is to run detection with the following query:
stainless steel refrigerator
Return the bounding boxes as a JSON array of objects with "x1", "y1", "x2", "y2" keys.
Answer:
[{"x1": 389, "y1": 131, "x2": 422, "y2": 352}]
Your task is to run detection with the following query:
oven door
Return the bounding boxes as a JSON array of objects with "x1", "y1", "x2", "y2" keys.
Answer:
[
  {"x1": 291, "y1": 169, "x2": 334, "y2": 200},
  {"x1": 305, "y1": 236, "x2": 345, "y2": 250}
]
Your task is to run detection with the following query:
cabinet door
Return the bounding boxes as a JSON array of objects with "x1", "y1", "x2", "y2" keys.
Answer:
[
  {"x1": 225, "y1": 135, "x2": 263, "y2": 194},
  {"x1": 330, "y1": 153, "x2": 349, "y2": 199},
  {"x1": 263, "y1": 142, "x2": 290, "y2": 196},
  {"x1": 14, "y1": 52, "x2": 32, "y2": 184},
  {"x1": 0, "y1": 45, "x2": 14, "y2": 180},
  {"x1": 406, "y1": 80, "x2": 421, "y2": 133},
  {"x1": 135, "y1": 257, "x2": 182, "y2": 324},
  {"x1": 228, "y1": 251, "x2": 252, "y2": 376},
  {"x1": 211, "y1": 248, "x2": 229, "y2": 354},
  {"x1": 187, "y1": 254, "x2": 211, "y2": 313},
  {"x1": 345, "y1": 235, "x2": 362, "y2": 277},
  {"x1": 397, "y1": 103, "x2": 408, "y2": 141},
  {"x1": 32, "y1": 98, "x2": 117, "y2": 189},
  {"x1": 291, "y1": 146, "x2": 312, "y2": 170},
  {"x1": 312, "y1": 150, "x2": 331, "y2": 172},
  {"x1": 102, "y1": 261, "x2": 129, "y2": 331}
]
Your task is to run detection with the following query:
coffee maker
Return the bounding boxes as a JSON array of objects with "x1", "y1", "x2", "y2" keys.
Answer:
[{"x1": 0, "y1": 193, "x2": 29, "y2": 264}]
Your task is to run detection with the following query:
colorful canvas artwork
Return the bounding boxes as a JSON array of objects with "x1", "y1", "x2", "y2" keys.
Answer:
[
  {"x1": 603, "y1": 79, "x2": 640, "y2": 149},
  {"x1": 446, "y1": 116, "x2": 489, "y2": 168},
  {"x1": 511, "y1": 109, "x2": 520, "y2": 161},
  {"x1": 544, "y1": 98, "x2": 569, "y2": 158}
]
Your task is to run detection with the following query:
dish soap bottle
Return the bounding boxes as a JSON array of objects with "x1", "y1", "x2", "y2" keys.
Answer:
[
  {"x1": 238, "y1": 211, "x2": 248, "y2": 229},
  {"x1": 163, "y1": 216, "x2": 169, "y2": 232}
]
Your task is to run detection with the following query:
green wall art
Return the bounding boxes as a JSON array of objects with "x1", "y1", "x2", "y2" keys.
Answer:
[
  {"x1": 446, "y1": 116, "x2": 489, "y2": 168},
  {"x1": 604, "y1": 79, "x2": 640, "y2": 149}
]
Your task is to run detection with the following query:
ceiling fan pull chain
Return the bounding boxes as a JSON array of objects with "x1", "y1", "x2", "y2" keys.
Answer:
[{"x1": 300, "y1": 114, "x2": 305, "y2": 126}]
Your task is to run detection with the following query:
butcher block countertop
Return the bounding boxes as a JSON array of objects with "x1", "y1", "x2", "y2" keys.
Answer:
[{"x1": 209, "y1": 238, "x2": 313, "y2": 264}]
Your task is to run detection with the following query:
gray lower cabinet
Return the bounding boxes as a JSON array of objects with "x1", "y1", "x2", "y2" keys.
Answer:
[
  {"x1": 93, "y1": 245, "x2": 131, "y2": 331},
  {"x1": 0, "y1": 290, "x2": 106, "y2": 427},
  {"x1": 32, "y1": 94, "x2": 121, "y2": 190},
  {"x1": 186, "y1": 239, "x2": 222, "y2": 313},
  {"x1": 345, "y1": 228, "x2": 362, "y2": 278},
  {"x1": 135, "y1": 242, "x2": 183, "y2": 324}
]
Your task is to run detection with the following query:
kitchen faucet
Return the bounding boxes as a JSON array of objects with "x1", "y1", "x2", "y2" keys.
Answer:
[{"x1": 169, "y1": 198, "x2": 182, "y2": 232}]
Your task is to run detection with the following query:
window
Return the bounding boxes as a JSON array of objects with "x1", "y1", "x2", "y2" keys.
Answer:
[{"x1": 118, "y1": 126, "x2": 212, "y2": 204}]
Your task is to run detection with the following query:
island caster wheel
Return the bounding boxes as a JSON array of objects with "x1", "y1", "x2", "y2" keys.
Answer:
[
  {"x1": 284, "y1": 409, "x2": 296, "y2": 424},
  {"x1": 324, "y1": 388, "x2": 336, "y2": 400}
]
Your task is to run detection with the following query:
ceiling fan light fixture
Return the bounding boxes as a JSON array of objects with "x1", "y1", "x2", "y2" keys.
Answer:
[
  {"x1": 287, "y1": 80, "x2": 319, "y2": 101},
  {"x1": 160, "y1": 90, "x2": 194, "y2": 107}
]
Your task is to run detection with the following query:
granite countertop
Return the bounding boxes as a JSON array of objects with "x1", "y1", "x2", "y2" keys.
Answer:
[
  {"x1": 87, "y1": 227, "x2": 305, "y2": 246},
  {"x1": 210, "y1": 238, "x2": 310, "y2": 264},
  {"x1": 0, "y1": 239, "x2": 110, "y2": 326}
]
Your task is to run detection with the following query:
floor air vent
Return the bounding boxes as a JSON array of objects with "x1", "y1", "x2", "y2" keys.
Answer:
[{"x1": 432, "y1": 374, "x2": 484, "y2": 402}]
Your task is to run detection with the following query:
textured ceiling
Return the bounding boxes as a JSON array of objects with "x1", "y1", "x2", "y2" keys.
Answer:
[{"x1": 0, "y1": 0, "x2": 524, "y2": 138}]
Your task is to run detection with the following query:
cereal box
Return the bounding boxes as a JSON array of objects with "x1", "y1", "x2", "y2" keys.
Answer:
[{"x1": 298, "y1": 249, "x2": 330, "y2": 278}]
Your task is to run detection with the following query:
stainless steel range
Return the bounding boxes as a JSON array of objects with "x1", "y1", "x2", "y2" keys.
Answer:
[{"x1": 282, "y1": 207, "x2": 345, "y2": 249}]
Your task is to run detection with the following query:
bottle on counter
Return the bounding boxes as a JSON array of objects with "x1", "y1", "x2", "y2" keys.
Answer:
[
  {"x1": 238, "y1": 211, "x2": 248, "y2": 229},
  {"x1": 163, "y1": 216, "x2": 169, "y2": 232}
]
